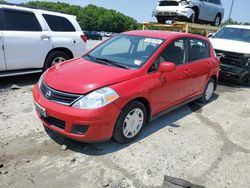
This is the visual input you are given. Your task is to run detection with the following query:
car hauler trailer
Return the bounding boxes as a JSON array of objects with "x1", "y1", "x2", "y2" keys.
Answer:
[{"x1": 142, "y1": 22, "x2": 220, "y2": 37}]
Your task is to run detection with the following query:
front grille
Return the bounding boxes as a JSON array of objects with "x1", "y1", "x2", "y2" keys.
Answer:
[
  {"x1": 159, "y1": 1, "x2": 179, "y2": 6},
  {"x1": 215, "y1": 49, "x2": 245, "y2": 67},
  {"x1": 40, "y1": 81, "x2": 82, "y2": 105},
  {"x1": 41, "y1": 116, "x2": 66, "y2": 130}
]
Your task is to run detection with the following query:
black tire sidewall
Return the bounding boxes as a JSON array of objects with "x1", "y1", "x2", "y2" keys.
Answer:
[
  {"x1": 44, "y1": 51, "x2": 70, "y2": 71},
  {"x1": 213, "y1": 15, "x2": 221, "y2": 26},
  {"x1": 113, "y1": 101, "x2": 147, "y2": 144}
]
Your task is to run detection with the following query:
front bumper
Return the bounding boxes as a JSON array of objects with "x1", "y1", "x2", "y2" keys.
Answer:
[
  {"x1": 154, "y1": 6, "x2": 193, "y2": 19},
  {"x1": 33, "y1": 84, "x2": 121, "y2": 142},
  {"x1": 220, "y1": 63, "x2": 249, "y2": 83}
]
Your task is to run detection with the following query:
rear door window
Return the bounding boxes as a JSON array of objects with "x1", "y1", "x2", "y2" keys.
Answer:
[
  {"x1": 3, "y1": 9, "x2": 41, "y2": 31},
  {"x1": 43, "y1": 14, "x2": 76, "y2": 32},
  {"x1": 188, "y1": 38, "x2": 210, "y2": 62}
]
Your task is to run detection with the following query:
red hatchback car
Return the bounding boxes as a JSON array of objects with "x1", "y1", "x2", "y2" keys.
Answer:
[{"x1": 33, "y1": 30, "x2": 219, "y2": 143}]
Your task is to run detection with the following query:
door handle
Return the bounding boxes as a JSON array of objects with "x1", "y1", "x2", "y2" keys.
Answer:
[{"x1": 40, "y1": 35, "x2": 50, "y2": 40}]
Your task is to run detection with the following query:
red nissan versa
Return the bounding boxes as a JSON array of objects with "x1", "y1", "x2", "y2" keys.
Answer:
[{"x1": 33, "y1": 30, "x2": 219, "y2": 144}]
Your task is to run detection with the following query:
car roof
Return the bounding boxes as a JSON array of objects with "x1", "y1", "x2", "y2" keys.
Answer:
[
  {"x1": 0, "y1": 4, "x2": 75, "y2": 18},
  {"x1": 122, "y1": 30, "x2": 208, "y2": 41},
  {"x1": 225, "y1": 25, "x2": 250, "y2": 30}
]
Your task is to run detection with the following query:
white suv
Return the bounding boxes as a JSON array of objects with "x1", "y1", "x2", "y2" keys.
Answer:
[
  {"x1": 153, "y1": 0, "x2": 224, "y2": 26},
  {"x1": 0, "y1": 4, "x2": 87, "y2": 77}
]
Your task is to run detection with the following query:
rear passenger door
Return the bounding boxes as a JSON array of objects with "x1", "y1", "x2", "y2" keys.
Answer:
[
  {"x1": 187, "y1": 38, "x2": 211, "y2": 94},
  {"x1": 2, "y1": 9, "x2": 52, "y2": 70},
  {"x1": 199, "y1": 0, "x2": 211, "y2": 21}
]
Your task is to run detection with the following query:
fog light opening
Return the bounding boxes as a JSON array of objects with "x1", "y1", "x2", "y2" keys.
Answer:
[{"x1": 72, "y1": 124, "x2": 89, "y2": 135}]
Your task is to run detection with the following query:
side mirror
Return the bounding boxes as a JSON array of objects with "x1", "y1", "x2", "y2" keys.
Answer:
[
  {"x1": 159, "y1": 62, "x2": 176, "y2": 73},
  {"x1": 207, "y1": 33, "x2": 214, "y2": 38}
]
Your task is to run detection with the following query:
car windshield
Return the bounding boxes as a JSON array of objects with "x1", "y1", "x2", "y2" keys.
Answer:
[
  {"x1": 213, "y1": 27, "x2": 250, "y2": 43},
  {"x1": 83, "y1": 34, "x2": 165, "y2": 69}
]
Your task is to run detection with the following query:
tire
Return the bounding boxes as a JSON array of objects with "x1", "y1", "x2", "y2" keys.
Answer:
[
  {"x1": 212, "y1": 14, "x2": 221, "y2": 26},
  {"x1": 157, "y1": 17, "x2": 166, "y2": 24},
  {"x1": 198, "y1": 78, "x2": 215, "y2": 103},
  {"x1": 189, "y1": 12, "x2": 196, "y2": 23},
  {"x1": 113, "y1": 101, "x2": 147, "y2": 144},
  {"x1": 44, "y1": 51, "x2": 70, "y2": 71},
  {"x1": 246, "y1": 74, "x2": 250, "y2": 86}
]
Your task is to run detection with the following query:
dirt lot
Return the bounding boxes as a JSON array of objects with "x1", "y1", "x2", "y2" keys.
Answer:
[{"x1": 0, "y1": 39, "x2": 250, "y2": 188}]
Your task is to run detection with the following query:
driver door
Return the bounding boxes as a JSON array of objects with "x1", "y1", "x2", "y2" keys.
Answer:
[
  {"x1": 198, "y1": 0, "x2": 211, "y2": 21},
  {"x1": 152, "y1": 38, "x2": 194, "y2": 113}
]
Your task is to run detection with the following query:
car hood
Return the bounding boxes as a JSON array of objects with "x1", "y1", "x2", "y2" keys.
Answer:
[
  {"x1": 44, "y1": 58, "x2": 136, "y2": 94},
  {"x1": 210, "y1": 38, "x2": 250, "y2": 54}
]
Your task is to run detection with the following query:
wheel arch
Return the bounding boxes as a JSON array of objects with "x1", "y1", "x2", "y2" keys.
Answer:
[
  {"x1": 44, "y1": 47, "x2": 74, "y2": 64},
  {"x1": 126, "y1": 97, "x2": 152, "y2": 123},
  {"x1": 211, "y1": 74, "x2": 218, "y2": 90}
]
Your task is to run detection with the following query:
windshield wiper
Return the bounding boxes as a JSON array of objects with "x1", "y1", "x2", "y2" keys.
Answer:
[{"x1": 96, "y1": 58, "x2": 129, "y2": 69}]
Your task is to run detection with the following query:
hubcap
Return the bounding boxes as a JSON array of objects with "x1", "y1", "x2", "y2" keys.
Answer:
[
  {"x1": 205, "y1": 82, "x2": 214, "y2": 101},
  {"x1": 215, "y1": 17, "x2": 220, "y2": 26},
  {"x1": 123, "y1": 108, "x2": 144, "y2": 139},
  {"x1": 52, "y1": 57, "x2": 66, "y2": 66}
]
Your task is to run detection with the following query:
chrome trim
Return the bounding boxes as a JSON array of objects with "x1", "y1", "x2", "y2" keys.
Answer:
[
  {"x1": 0, "y1": 70, "x2": 42, "y2": 77},
  {"x1": 40, "y1": 81, "x2": 83, "y2": 106}
]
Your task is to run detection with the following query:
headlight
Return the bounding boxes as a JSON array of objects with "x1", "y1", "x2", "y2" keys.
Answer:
[
  {"x1": 72, "y1": 87, "x2": 119, "y2": 109},
  {"x1": 38, "y1": 73, "x2": 44, "y2": 88}
]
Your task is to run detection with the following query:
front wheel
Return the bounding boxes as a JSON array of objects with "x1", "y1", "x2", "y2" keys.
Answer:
[
  {"x1": 189, "y1": 12, "x2": 196, "y2": 23},
  {"x1": 113, "y1": 101, "x2": 147, "y2": 144},
  {"x1": 198, "y1": 78, "x2": 215, "y2": 103}
]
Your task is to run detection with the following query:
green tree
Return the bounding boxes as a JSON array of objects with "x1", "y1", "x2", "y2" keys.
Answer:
[{"x1": 25, "y1": 1, "x2": 141, "y2": 32}]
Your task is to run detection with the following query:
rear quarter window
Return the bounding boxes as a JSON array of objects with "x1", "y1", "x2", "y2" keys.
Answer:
[
  {"x1": 3, "y1": 9, "x2": 41, "y2": 31},
  {"x1": 188, "y1": 38, "x2": 210, "y2": 62},
  {"x1": 43, "y1": 14, "x2": 76, "y2": 32}
]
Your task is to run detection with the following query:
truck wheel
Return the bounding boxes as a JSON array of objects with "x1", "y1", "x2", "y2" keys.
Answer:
[
  {"x1": 212, "y1": 14, "x2": 221, "y2": 26},
  {"x1": 113, "y1": 101, "x2": 147, "y2": 144},
  {"x1": 44, "y1": 51, "x2": 70, "y2": 71},
  {"x1": 198, "y1": 78, "x2": 215, "y2": 103}
]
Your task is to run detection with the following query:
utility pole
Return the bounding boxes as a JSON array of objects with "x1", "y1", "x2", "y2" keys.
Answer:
[{"x1": 228, "y1": 0, "x2": 235, "y2": 22}]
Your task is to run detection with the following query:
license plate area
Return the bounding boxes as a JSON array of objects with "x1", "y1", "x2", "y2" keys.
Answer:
[{"x1": 35, "y1": 102, "x2": 47, "y2": 118}]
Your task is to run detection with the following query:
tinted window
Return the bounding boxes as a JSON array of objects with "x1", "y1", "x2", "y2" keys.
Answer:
[
  {"x1": 149, "y1": 39, "x2": 186, "y2": 72},
  {"x1": 3, "y1": 10, "x2": 41, "y2": 31},
  {"x1": 43, "y1": 14, "x2": 76, "y2": 32},
  {"x1": 188, "y1": 39, "x2": 210, "y2": 62}
]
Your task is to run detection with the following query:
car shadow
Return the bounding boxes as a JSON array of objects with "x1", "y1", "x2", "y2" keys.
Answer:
[
  {"x1": 0, "y1": 73, "x2": 41, "y2": 90},
  {"x1": 45, "y1": 93, "x2": 219, "y2": 156}
]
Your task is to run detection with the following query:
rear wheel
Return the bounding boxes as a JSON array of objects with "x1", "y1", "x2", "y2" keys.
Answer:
[
  {"x1": 212, "y1": 14, "x2": 221, "y2": 26},
  {"x1": 44, "y1": 51, "x2": 70, "y2": 71},
  {"x1": 199, "y1": 78, "x2": 215, "y2": 103},
  {"x1": 113, "y1": 101, "x2": 147, "y2": 144}
]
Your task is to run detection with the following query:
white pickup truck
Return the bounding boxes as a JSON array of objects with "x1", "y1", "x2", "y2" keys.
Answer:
[
  {"x1": 0, "y1": 4, "x2": 87, "y2": 77},
  {"x1": 209, "y1": 25, "x2": 250, "y2": 85}
]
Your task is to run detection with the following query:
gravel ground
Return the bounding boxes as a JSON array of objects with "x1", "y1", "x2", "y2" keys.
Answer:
[{"x1": 0, "y1": 39, "x2": 250, "y2": 188}]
